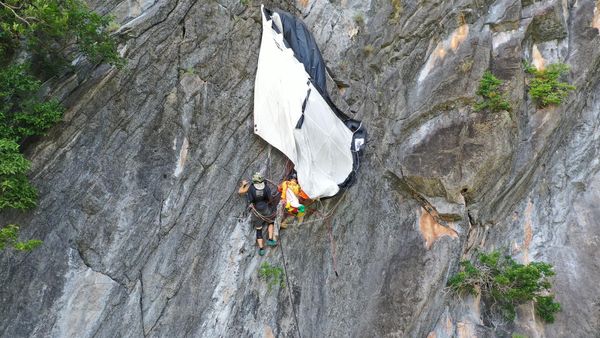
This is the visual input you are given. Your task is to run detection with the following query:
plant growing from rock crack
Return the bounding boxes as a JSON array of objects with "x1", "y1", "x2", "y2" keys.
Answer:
[
  {"x1": 447, "y1": 251, "x2": 561, "y2": 324},
  {"x1": 353, "y1": 13, "x2": 365, "y2": 26},
  {"x1": 390, "y1": 0, "x2": 402, "y2": 22},
  {"x1": 474, "y1": 71, "x2": 511, "y2": 113},
  {"x1": 0, "y1": 224, "x2": 42, "y2": 251},
  {"x1": 524, "y1": 62, "x2": 575, "y2": 108},
  {"x1": 362, "y1": 45, "x2": 374, "y2": 56},
  {"x1": 0, "y1": 64, "x2": 64, "y2": 144},
  {"x1": 259, "y1": 262, "x2": 286, "y2": 291},
  {"x1": 0, "y1": 138, "x2": 38, "y2": 210}
]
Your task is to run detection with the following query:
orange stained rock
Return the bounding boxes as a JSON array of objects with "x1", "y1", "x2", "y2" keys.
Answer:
[
  {"x1": 446, "y1": 314, "x2": 454, "y2": 334},
  {"x1": 427, "y1": 332, "x2": 437, "y2": 338},
  {"x1": 593, "y1": 2, "x2": 600, "y2": 31},
  {"x1": 264, "y1": 325, "x2": 275, "y2": 338},
  {"x1": 456, "y1": 322, "x2": 476, "y2": 338},
  {"x1": 532, "y1": 45, "x2": 546, "y2": 71},
  {"x1": 418, "y1": 207, "x2": 458, "y2": 249},
  {"x1": 299, "y1": 0, "x2": 309, "y2": 7},
  {"x1": 450, "y1": 24, "x2": 469, "y2": 51},
  {"x1": 435, "y1": 47, "x2": 447, "y2": 59},
  {"x1": 418, "y1": 24, "x2": 469, "y2": 82}
]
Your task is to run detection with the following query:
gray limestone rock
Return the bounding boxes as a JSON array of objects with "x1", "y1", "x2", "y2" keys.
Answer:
[{"x1": 1, "y1": 0, "x2": 599, "y2": 337}]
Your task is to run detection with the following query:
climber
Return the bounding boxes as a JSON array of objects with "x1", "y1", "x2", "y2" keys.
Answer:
[
  {"x1": 238, "y1": 172, "x2": 277, "y2": 256},
  {"x1": 278, "y1": 172, "x2": 310, "y2": 227}
]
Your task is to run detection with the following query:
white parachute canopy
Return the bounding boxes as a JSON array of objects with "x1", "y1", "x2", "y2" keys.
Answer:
[{"x1": 253, "y1": 6, "x2": 354, "y2": 199}]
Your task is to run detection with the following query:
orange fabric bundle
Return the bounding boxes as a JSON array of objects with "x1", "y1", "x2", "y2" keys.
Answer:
[{"x1": 279, "y1": 180, "x2": 309, "y2": 200}]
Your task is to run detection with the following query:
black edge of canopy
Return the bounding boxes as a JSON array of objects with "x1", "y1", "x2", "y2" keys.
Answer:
[{"x1": 262, "y1": 7, "x2": 367, "y2": 193}]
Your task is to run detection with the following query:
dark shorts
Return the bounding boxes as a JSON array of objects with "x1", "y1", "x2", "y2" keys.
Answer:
[
  {"x1": 252, "y1": 212, "x2": 273, "y2": 240},
  {"x1": 251, "y1": 212, "x2": 273, "y2": 229},
  {"x1": 251, "y1": 205, "x2": 273, "y2": 228}
]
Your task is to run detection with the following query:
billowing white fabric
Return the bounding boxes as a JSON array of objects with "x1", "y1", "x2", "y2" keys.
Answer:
[
  {"x1": 254, "y1": 6, "x2": 354, "y2": 199},
  {"x1": 285, "y1": 188, "x2": 300, "y2": 208}
]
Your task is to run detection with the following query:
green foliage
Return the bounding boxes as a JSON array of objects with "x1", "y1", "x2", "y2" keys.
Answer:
[
  {"x1": 0, "y1": 64, "x2": 64, "y2": 142},
  {"x1": 0, "y1": 64, "x2": 59, "y2": 211},
  {"x1": 474, "y1": 71, "x2": 511, "y2": 112},
  {"x1": 535, "y1": 295, "x2": 561, "y2": 323},
  {"x1": 259, "y1": 262, "x2": 286, "y2": 291},
  {"x1": 353, "y1": 13, "x2": 365, "y2": 26},
  {"x1": 0, "y1": 224, "x2": 42, "y2": 251},
  {"x1": 240, "y1": 0, "x2": 250, "y2": 5},
  {"x1": 0, "y1": 137, "x2": 40, "y2": 245},
  {"x1": 447, "y1": 260, "x2": 479, "y2": 295},
  {"x1": 390, "y1": 0, "x2": 402, "y2": 22},
  {"x1": 0, "y1": 0, "x2": 120, "y2": 252},
  {"x1": 0, "y1": 0, "x2": 123, "y2": 71},
  {"x1": 0, "y1": 139, "x2": 37, "y2": 210},
  {"x1": 447, "y1": 251, "x2": 561, "y2": 324},
  {"x1": 525, "y1": 63, "x2": 575, "y2": 108}
]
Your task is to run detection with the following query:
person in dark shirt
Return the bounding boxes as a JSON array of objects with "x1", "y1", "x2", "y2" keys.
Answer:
[{"x1": 238, "y1": 172, "x2": 276, "y2": 256}]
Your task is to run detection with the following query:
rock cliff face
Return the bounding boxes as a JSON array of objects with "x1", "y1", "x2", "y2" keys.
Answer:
[{"x1": 1, "y1": 0, "x2": 599, "y2": 337}]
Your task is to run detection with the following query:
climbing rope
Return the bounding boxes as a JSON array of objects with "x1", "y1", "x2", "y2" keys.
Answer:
[
  {"x1": 326, "y1": 217, "x2": 339, "y2": 277},
  {"x1": 248, "y1": 204, "x2": 277, "y2": 222},
  {"x1": 290, "y1": 189, "x2": 349, "y2": 225},
  {"x1": 279, "y1": 236, "x2": 303, "y2": 338}
]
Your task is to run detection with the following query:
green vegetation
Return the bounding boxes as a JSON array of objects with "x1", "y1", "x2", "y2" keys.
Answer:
[
  {"x1": 0, "y1": 224, "x2": 42, "y2": 251},
  {"x1": 240, "y1": 0, "x2": 250, "y2": 6},
  {"x1": 259, "y1": 262, "x2": 286, "y2": 291},
  {"x1": 525, "y1": 62, "x2": 575, "y2": 108},
  {"x1": 448, "y1": 251, "x2": 561, "y2": 323},
  {"x1": 474, "y1": 71, "x2": 511, "y2": 112},
  {"x1": 0, "y1": 139, "x2": 37, "y2": 210},
  {"x1": 390, "y1": 0, "x2": 402, "y2": 22},
  {"x1": 0, "y1": 0, "x2": 122, "y2": 250},
  {"x1": 0, "y1": 0, "x2": 123, "y2": 73},
  {"x1": 0, "y1": 64, "x2": 64, "y2": 143},
  {"x1": 353, "y1": 13, "x2": 365, "y2": 26}
]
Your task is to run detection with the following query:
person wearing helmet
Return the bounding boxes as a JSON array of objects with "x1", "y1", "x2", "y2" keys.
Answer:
[{"x1": 238, "y1": 172, "x2": 276, "y2": 256}]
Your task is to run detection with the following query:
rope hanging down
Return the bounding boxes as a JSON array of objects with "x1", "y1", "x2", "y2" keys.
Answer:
[{"x1": 279, "y1": 236, "x2": 303, "y2": 338}]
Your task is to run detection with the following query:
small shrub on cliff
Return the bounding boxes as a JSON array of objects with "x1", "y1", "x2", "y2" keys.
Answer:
[
  {"x1": 390, "y1": 0, "x2": 402, "y2": 22},
  {"x1": 447, "y1": 251, "x2": 561, "y2": 323},
  {"x1": 474, "y1": 71, "x2": 511, "y2": 112},
  {"x1": 525, "y1": 62, "x2": 575, "y2": 108},
  {"x1": 259, "y1": 262, "x2": 286, "y2": 291},
  {"x1": 0, "y1": 138, "x2": 39, "y2": 251},
  {"x1": 0, "y1": 64, "x2": 64, "y2": 142},
  {"x1": 0, "y1": 224, "x2": 42, "y2": 251},
  {"x1": 0, "y1": 139, "x2": 37, "y2": 210},
  {"x1": 353, "y1": 13, "x2": 365, "y2": 26}
]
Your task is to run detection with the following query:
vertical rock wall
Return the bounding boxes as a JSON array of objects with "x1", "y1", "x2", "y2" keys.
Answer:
[{"x1": 0, "y1": 0, "x2": 599, "y2": 337}]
